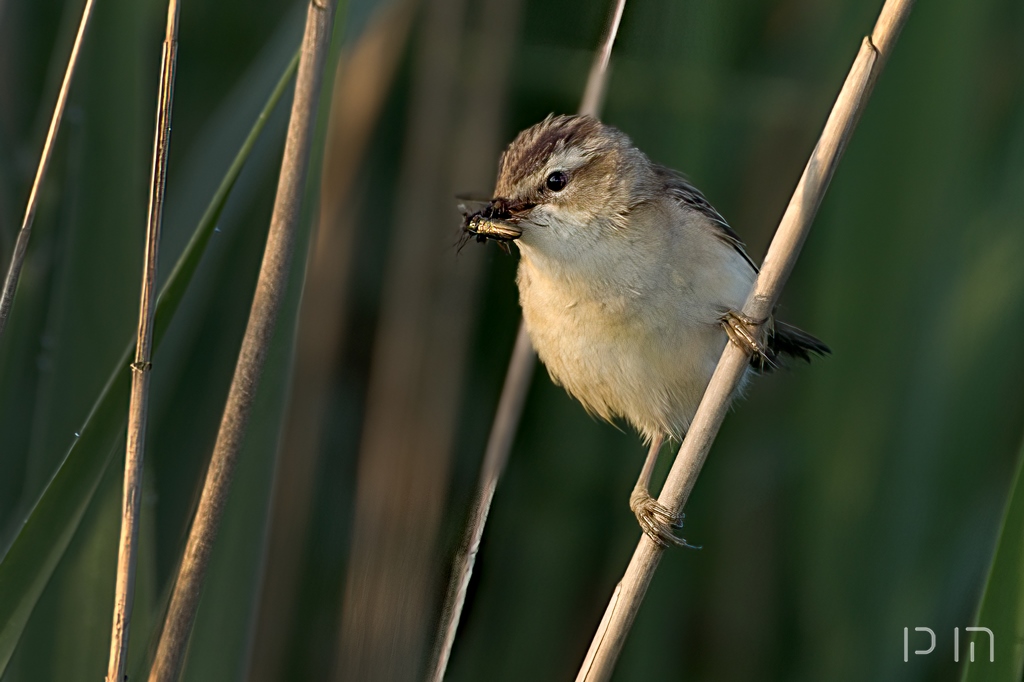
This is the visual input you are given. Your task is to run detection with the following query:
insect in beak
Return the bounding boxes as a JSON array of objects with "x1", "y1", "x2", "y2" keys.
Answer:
[
  {"x1": 463, "y1": 213, "x2": 523, "y2": 241},
  {"x1": 457, "y1": 197, "x2": 530, "y2": 254}
]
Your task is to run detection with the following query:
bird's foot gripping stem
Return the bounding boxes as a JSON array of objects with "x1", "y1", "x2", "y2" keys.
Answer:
[
  {"x1": 629, "y1": 487, "x2": 700, "y2": 549},
  {"x1": 721, "y1": 310, "x2": 772, "y2": 365}
]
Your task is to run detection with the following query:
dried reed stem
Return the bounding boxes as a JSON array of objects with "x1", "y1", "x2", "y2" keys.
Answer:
[
  {"x1": 575, "y1": 2, "x2": 915, "y2": 680},
  {"x1": 0, "y1": 0, "x2": 96, "y2": 341},
  {"x1": 578, "y1": 0, "x2": 626, "y2": 119},
  {"x1": 147, "y1": 2, "x2": 338, "y2": 680},
  {"x1": 105, "y1": 5, "x2": 181, "y2": 680},
  {"x1": 247, "y1": 5, "x2": 415, "y2": 679},
  {"x1": 426, "y1": 2, "x2": 629, "y2": 680},
  {"x1": 427, "y1": 324, "x2": 534, "y2": 682},
  {"x1": 334, "y1": 0, "x2": 480, "y2": 676}
]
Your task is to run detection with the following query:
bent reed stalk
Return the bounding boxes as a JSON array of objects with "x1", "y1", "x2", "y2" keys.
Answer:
[
  {"x1": 575, "y1": 1, "x2": 916, "y2": 681},
  {"x1": 106, "y1": 4, "x2": 182, "y2": 680},
  {"x1": 146, "y1": 2, "x2": 339, "y2": 680},
  {"x1": 0, "y1": 0, "x2": 97, "y2": 341},
  {"x1": 426, "y1": 2, "x2": 628, "y2": 680}
]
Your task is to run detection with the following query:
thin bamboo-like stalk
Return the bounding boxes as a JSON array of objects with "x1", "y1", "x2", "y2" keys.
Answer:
[
  {"x1": 332, "y1": 0, "x2": 489, "y2": 675},
  {"x1": 248, "y1": 4, "x2": 415, "y2": 679},
  {"x1": 0, "y1": 0, "x2": 96, "y2": 342},
  {"x1": 426, "y1": 2, "x2": 628, "y2": 680},
  {"x1": 105, "y1": 4, "x2": 181, "y2": 680},
  {"x1": 146, "y1": 2, "x2": 338, "y2": 680},
  {"x1": 578, "y1": 0, "x2": 626, "y2": 119},
  {"x1": 575, "y1": 2, "x2": 915, "y2": 680}
]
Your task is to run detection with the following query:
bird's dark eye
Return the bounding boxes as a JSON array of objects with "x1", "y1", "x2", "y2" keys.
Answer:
[{"x1": 545, "y1": 171, "x2": 568, "y2": 192}]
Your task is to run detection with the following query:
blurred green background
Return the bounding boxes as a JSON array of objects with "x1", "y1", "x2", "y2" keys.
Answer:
[{"x1": 0, "y1": 0, "x2": 1022, "y2": 680}]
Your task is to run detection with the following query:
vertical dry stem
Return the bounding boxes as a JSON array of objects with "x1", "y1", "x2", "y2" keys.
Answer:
[
  {"x1": 106, "y1": 5, "x2": 181, "y2": 680},
  {"x1": 575, "y1": 2, "x2": 915, "y2": 680},
  {"x1": 426, "y1": 2, "x2": 629, "y2": 680},
  {"x1": 247, "y1": 4, "x2": 415, "y2": 679},
  {"x1": 332, "y1": 0, "x2": 491, "y2": 676},
  {"x1": 427, "y1": 322, "x2": 533, "y2": 682},
  {"x1": 578, "y1": 0, "x2": 626, "y2": 119},
  {"x1": 0, "y1": 0, "x2": 96, "y2": 341},
  {"x1": 146, "y1": 2, "x2": 338, "y2": 680}
]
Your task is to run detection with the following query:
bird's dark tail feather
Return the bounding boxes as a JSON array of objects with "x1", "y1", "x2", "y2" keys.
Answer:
[{"x1": 754, "y1": 320, "x2": 830, "y2": 371}]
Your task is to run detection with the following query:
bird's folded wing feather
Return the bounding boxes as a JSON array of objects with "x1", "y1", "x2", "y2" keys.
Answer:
[{"x1": 653, "y1": 164, "x2": 759, "y2": 274}]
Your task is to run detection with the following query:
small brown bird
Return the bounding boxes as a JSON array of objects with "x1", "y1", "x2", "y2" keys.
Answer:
[{"x1": 465, "y1": 114, "x2": 828, "y2": 547}]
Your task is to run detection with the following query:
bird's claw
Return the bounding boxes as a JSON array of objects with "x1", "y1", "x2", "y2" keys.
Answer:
[
  {"x1": 629, "y1": 486, "x2": 700, "y2": 549},
  {"x1": 720, "y1": 310, "x2": 772, "y2": 366}
]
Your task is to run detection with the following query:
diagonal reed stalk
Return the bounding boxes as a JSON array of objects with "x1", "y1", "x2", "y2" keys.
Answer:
[
  {"x1": 0, "y1": 0, "x2": 96, "y2": 342},
  {"x1": 575, "y1": 1, "x2": 915, "y2": 680},
  {"x1": 106, "y1": 3, "x2": 182, "y2": 679},
  {"x1": 146, "y1": 1, "x2": 338, "y2": 680},
  {"x1": 334, "y1": 0, "x2": 494, "y2": 676},
  {"x1": 248, "y1": 5, "x2": 415, "y2": 679},
  {"x1": 425, "y1": 2, "x2": 628, "y2": 680}
]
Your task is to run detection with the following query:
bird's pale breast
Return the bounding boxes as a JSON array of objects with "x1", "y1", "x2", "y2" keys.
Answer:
[{"x1": 516, "y1": 205, "x2": 754, "y2": 442}]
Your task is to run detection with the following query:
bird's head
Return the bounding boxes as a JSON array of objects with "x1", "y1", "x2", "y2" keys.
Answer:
[{"x1": 463, "y1": 115, "x2": 655, "y2": 260}]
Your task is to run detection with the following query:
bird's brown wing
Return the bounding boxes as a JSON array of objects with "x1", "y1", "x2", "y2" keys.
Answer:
[
  {"x1": 653, "y1": 164, "x2": 759, "y2": 274},
  {"x1": 654, "y1": 165, "x2": 830, "y2": 368}
]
